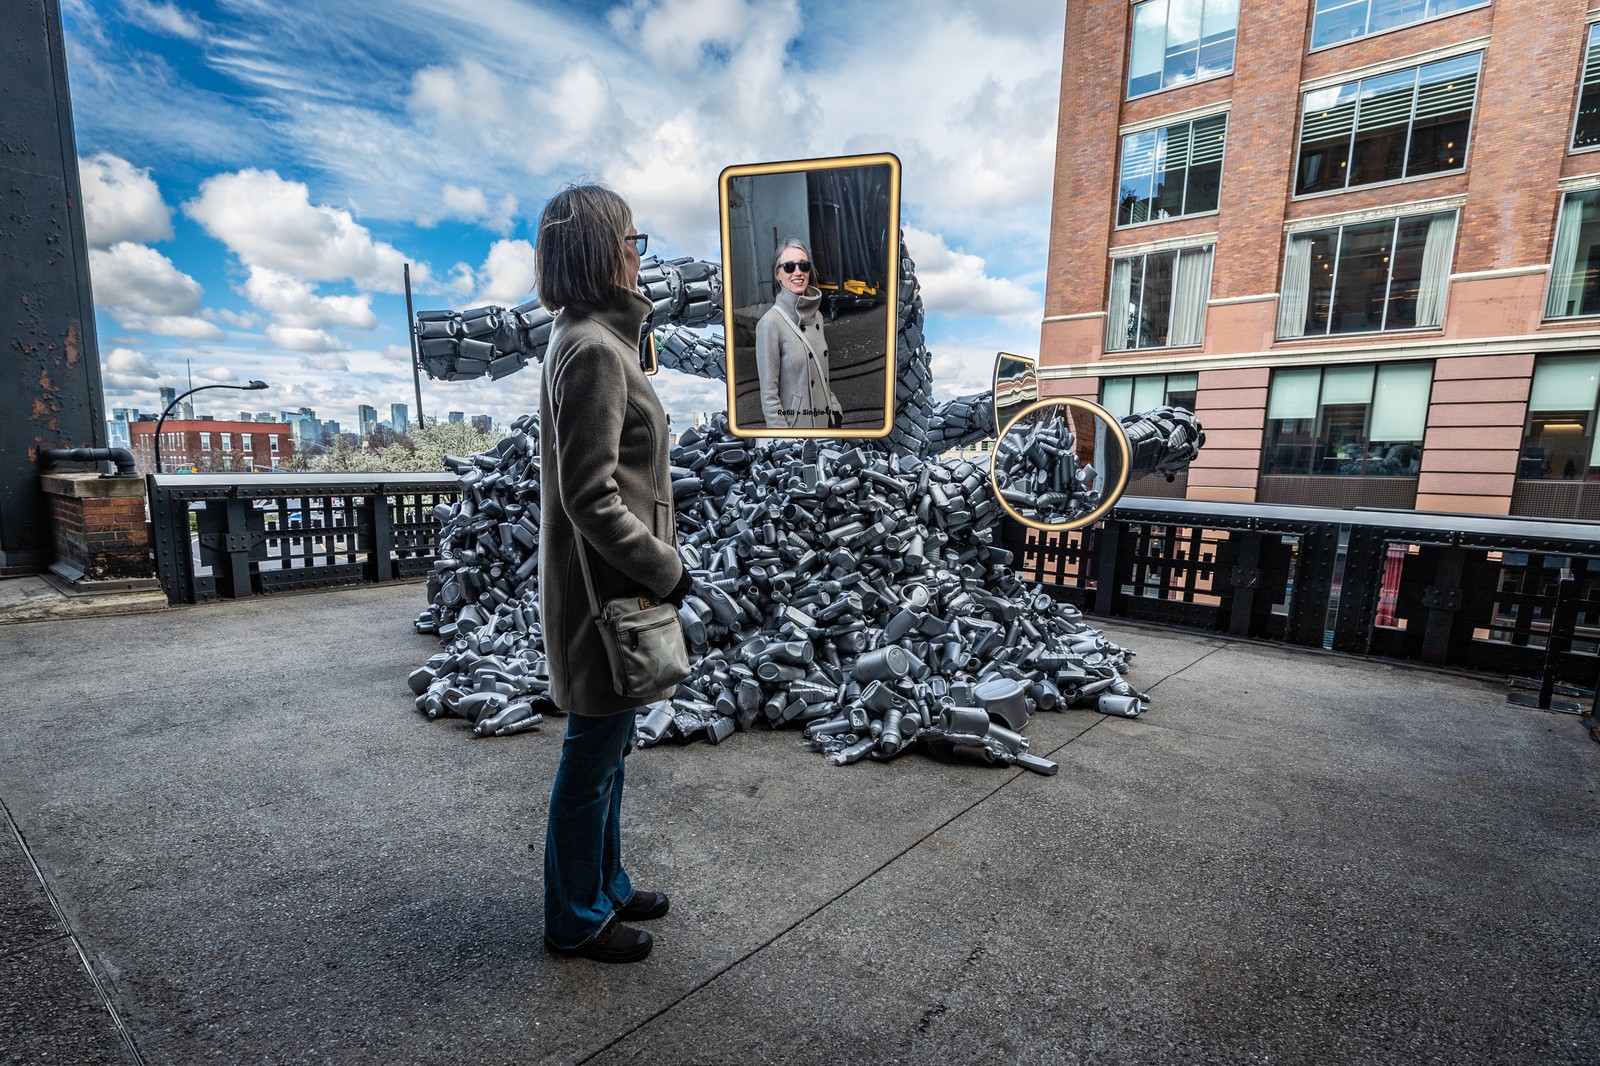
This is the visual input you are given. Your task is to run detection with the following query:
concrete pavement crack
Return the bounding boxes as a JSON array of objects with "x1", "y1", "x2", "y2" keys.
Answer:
[{"x1": 2, "y1": 798, "x2": 146, "y2": 1066}]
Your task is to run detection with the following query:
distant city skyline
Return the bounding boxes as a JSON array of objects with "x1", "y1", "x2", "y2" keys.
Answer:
[{"x1": 64, "y1": 1, "x2": 1066, "y2": 435}]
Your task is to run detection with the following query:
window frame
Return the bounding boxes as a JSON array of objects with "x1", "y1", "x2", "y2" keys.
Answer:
[
  {"x1": 1293, "y1": 51, "x2": 1483, "y2": 199},
  {"x1": 1543, "y1": 186, "x2": 1600, "y2": 321},
  {"x1": 1099, "y1": 371, "x2": 1200, "y2": 417},
  {"x1": 1106, "y1": 241, "x2": 1217, "y2": 353},
  {"x1": 1126, "y1": 0, "x2": 1240, "y2": 101},
  {"x1": 200, "y1": 432, "x2": 211, "y2": 452},
  {"x1": 1518, "y1": 355, "x2": 1600, "y2": 482},
  {"x1": 1308, "y1": 0, "x2": 1491, "y2": 55},
  {"x1": 1278, "y1": 207, "x2": 1459, "y2": 340},
  {"x1": 1571, "y1": 22, "x2": 1600, "y2": 155},
  {"x1": 1261, "y1": 361, "x2": 1435, "y2": 478},
  {"x1": 1115, "y1": 112, "x2": 1230, "y2": 229}
]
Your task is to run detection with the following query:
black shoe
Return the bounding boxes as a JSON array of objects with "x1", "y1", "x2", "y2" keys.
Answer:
[
  {"x1": 544, "y1": 918, "x2": 653, "y2": 963},
  {"x1": 618, "y1": 890, "x2": 669, "y2": 921}
]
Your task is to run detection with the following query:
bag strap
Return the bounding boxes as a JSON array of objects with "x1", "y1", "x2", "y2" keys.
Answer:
[{"x1": 574, "y1": 534, "x2": 605, "y2": 618}]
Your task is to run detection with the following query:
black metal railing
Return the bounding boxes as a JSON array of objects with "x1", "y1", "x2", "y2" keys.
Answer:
[
  {"x1": 148, "y1": 473, "x2": 459, "y2": 605},
  {"x1": 1003, "y1": 496, "x2": 1600, "y2": 695}
]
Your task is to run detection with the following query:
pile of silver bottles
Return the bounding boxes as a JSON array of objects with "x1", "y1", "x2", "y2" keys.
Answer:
[{"x1": 409, "y1": 416, "x2": 1150, "y2": 774}]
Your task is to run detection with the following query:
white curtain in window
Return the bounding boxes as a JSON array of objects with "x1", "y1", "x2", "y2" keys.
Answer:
[
  {"x1": 1168, "y1": 245, "x2": 1214, "y2": 346},
  {"x1": 1413, "y1": 211, "x2": 1458, "y2": 327},
  {"x1": 1546, "y1": 193, "x2": 1588, "y2": 319},
  {"x1": 1278, "y1": 234, "x2": 1313, "y2": 337},
  {"x1": 1107, "y1": 258, "x2": 1135, "y2": 351},
  {"x1": 1101, "y1": 377, "x2": 1134, "y2": 418}
]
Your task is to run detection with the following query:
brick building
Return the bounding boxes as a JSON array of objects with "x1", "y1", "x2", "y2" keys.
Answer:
[
  {"x1": 1042, "y1": 0, "x2": 1600, "y2": 516},
  {"x1": 129, "y1": 419, "x2": 294, "y2": 474}
]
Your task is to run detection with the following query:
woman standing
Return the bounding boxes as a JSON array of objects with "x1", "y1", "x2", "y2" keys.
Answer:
[
  {"x1": 536, "y1": 184, "x2": 693, "y2": 964},
  {"x1": 755, "y1": 237, "x2": 844, "y2": 430}
]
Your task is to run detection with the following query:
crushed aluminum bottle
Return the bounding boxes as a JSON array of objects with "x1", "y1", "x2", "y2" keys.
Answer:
[{"x1": 407, "y1": 239, "x2": 1201, "y2": 775}]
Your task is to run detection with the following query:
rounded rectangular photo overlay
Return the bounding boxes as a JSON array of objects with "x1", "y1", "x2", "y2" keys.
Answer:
[{"x1": 719, "y1": 153, "x2": 900, "y2": 438}]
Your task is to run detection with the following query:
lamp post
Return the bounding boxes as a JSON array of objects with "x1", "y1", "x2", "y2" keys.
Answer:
[{"x1": 152, "y1": 380, "x2": 268, "y2": 474}]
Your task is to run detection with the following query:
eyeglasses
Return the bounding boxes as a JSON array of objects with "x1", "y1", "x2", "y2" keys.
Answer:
[
  {"x1": 777, "y1": 260, "x2": 812, "y2": 274},
  {"x1": 623, "y1": 233, "x2": 648, "y2": 255}
]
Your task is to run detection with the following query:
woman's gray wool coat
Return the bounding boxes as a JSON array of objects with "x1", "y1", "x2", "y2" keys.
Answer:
[{"x1": 538, "y1": 289, "x2": 685, "y2": 716}]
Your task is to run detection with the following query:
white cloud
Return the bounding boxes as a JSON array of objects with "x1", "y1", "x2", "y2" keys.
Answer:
[
  {"x1": 429, "y1": 183, "x2": 518, "y2": 234},
  {"x1": 101, "y1": 346, "x2": 160, "y2": 391},
  {"x1": 267, "y1": 325, "x2": 351, "y2": 351},
  {"x1": 123, "y1": 0, "x2": 206, "y2": 41},
  {"x1": 206, "y1": 307, "x2": 259, "y2": 329},
  {"x1": 78, "y1": 153, "x2": 173, "y2": 248},
  {"x1": 458, "y1": 239, "x2": 536, "y2": 307},
  {"x1": 199, "y1": 365, "x2": 236, "y2": 381},
  {"x1": 88, "y1": 241, "x2": 224, "y2": 339},
  {"x1": 242, "y1": 267, "x2": 378, "y2": 331},
  {"x1": 185, "y1": 169, "x2": 421, "y2": 291},
  {"x1": 902, "y1": 227, "x2": 1041, "y2": 325}
]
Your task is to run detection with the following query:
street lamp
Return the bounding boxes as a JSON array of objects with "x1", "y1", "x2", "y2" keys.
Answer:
[{"x1": 152, "y1": 380, "x2": 268, "y2": 474}]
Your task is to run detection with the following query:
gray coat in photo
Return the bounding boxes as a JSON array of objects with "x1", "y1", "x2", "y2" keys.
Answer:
[
  {"x1": 538, "y1": 289, "x2": 684, "y2": 716},
  {"x1": 755, "y1": 286, "x2": 843, "y2": 429}
]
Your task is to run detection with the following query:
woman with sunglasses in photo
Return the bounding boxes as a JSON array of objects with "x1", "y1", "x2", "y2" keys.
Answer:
[
  {"x1": 535, "y1": 184, "x2": 694, "y2": 964},
  {"x1": 755, "y1": 236, "x2": 844, "y2": 430}
]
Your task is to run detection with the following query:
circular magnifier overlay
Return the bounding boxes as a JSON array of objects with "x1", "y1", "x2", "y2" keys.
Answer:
[{"x1": 989, "y1": 397, "x2": 1131, "y2": 532}]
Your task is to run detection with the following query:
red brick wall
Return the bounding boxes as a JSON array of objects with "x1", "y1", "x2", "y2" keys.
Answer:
[
  {"x1": 1187, "y1": 367, "x2": 1270, "y2": 501},
  {"x1": 47, "y1": 489, "x2": 151, "y2": 580}
]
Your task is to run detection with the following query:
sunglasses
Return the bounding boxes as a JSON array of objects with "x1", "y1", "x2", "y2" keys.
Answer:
[
  {"x1": 623, "y1": 233, "x2": 648, "y2": 255},
  {"x1": 777, "y1": 260, "x2": 812, "y2": 274}
]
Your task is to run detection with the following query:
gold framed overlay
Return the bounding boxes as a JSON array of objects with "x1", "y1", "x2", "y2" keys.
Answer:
[
  {"x1": 989, "y1": 397, "x2": 1133, "y2": 532},
  {"x1": 719, "y1": 152, "x2": 901, "y2": 438}
]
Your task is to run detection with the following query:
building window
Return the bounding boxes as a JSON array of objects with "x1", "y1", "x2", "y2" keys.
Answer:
[
  {"x1": 270, "y1": 436, "x2": 280, "y2": 452},
  {"x1": 1100, "y1": 372, "x2": 1199, "y2": 417},
  {"x1": 1117, "y1": 114, "x2": 1227, "y2": 226},
  {"x1": 270, "y1": 455, "x2": 280, "y2": 470},
  {"x1": 1296, "y1": 53, "x2": 1481, "y2": 196},
  {"x1": 1278, "y1": 209, "x2": 1457, "y2": 338},
  {"x1": 1520, "y1": 356, "x2": 1600, "y2": 480},
  {"x1": 1310, "y1": 0, "x2": 1488, "y2": 52},
  {"x1": 243, "y1": 435, "x2": 253, "y2": 452},
  {"x1": 1107, "y1": 244, "x2": 1215, "y2": 352},
  {"x1": 200, "y1": 432, "x2": 211, "y2": 451},
  {"x1": 1576, "y1": 25, "x2": 1600, "y2": 150},
  {"x1": 1128, "y1": 0, "x2": 1239, "y2": 99},
  {"x1": 222, "y1": 456, "x2": 232, "y2": 471},
  {"x1": 1545, "y1": 189, "x2": 1600, "y2": 318},
  {"x1": 1262, "y1": 362, "x2": 1433, "y2": 476},
  {"x1": 221, "y1": 433, "x2": 232, "y2": 450}
]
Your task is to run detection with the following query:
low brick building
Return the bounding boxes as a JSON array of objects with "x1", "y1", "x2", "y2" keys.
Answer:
[
  {"x1": 1043, "y1": 0, "x2": 1600, "y2": 517},
  {"x1": 129, "y1": 419, "x2": 293, "y2": 474}
]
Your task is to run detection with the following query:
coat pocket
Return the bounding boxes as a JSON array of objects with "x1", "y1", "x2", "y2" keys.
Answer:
[{"x1": 654, "y1": 499, "x2": 672, "y2": 541}]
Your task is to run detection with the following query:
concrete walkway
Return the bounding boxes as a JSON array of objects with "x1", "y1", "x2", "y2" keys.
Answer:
[{"x1": 1, "y1": 583, "x2": 1595, "y2": 1065}]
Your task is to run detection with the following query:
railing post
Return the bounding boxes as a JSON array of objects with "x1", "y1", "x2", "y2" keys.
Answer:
[
  {"x1": 1094, "y1": 519, "x2": 1122, "y2": 616},
  {"x1": 1226, "y1": 530, "x2": 1263, "y2": 638},
  {"x1": 365, "y1": 488, "x2": 395, "y2": 583},
  {"x1": 1332, "y1": 524, "x2": 1384, "y2": 654},
  {"x1": 1419, "y1": 546, "x2": 1468, "y2": 666},
  {"x1": 148, "y1": 475, "x2": 198, "y2": 605},
  {"x1": 1288, "y1": 525, "x2": 1339, "y2": 648}
]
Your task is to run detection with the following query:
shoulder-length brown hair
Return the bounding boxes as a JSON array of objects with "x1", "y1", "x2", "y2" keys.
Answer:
[{"x1": 535, "y1": 183, "x2": 633, "y2": 312}]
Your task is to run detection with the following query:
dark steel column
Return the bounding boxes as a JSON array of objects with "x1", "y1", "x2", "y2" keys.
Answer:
[{"x1": 1, "y1": 0, "x2": 106, "y2": 572}]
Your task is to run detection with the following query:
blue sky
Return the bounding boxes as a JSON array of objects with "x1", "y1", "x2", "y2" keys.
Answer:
[{"x1": 66, "y1": 0, "x2": 1068, "y2": 431}]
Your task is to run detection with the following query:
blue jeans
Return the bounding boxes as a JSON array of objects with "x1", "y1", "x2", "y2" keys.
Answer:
[{"x1": 544, "y1": 710, "x2": 637, "y2": 949}]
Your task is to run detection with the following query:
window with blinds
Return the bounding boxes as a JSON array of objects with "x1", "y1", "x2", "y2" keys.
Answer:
[
  {"x1": 1100, "y1": 372, "x2": 1199, "y2": 417},
  {"x1": 1296, "y1": 52, "x2": 1481, "y2": 195},
  {"x1": 1128, "y1": 0, "x2": 1239, "y2": 98},
  {"x1": 1279, "y1": 209, "x2": 1459, "y2": 338},
  {"x1": 1310, "y1": 0, "x2": 1488, "y2": 51},
  {"x1": 1520, "y1": 355, "x2": 1600, "y2": 481},
  {"x1": 1574, "y1": 24, "x2": 1600, "y2": 150},
  {"x1": 1262, "y1": 361, "x2": 1433, "y2": 477},
  {"x1": 1117, "y1": 114, "x2": 1228, "y2": 226}
]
